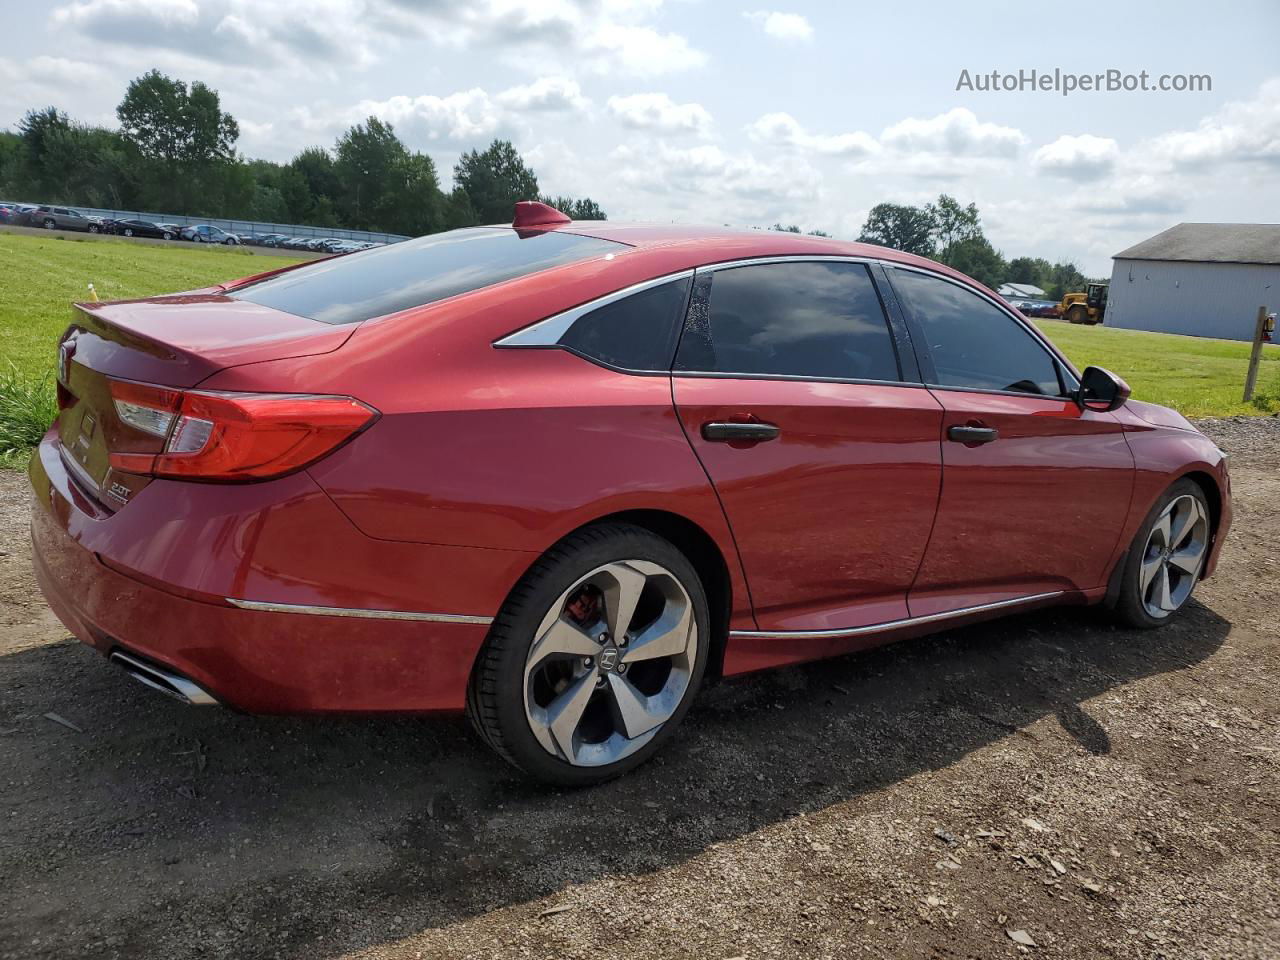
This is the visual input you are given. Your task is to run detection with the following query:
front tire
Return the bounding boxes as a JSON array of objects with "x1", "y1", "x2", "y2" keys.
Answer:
[
  {"x1": 123, "y1": 228, "x2": 133, "y2": 237},
  {"x1": 467, "y1": 523, "x2": 710, "y2": 786},
  {"x1": 1113, "y1": 479, "x2": 1211, "y2": 629},
  {"x1": 1067, "y1": 304, "x2": 1090, "y2": 325}
]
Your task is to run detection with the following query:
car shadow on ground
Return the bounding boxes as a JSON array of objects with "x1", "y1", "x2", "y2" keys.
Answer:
[{"x1": 0, "y1": 600, "x2": 1230, "y2": 958}]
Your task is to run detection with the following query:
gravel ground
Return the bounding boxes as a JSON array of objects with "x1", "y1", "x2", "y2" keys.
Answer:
[{"x1": 1, "y1": 419, "x2": 1277, "y2": 960}]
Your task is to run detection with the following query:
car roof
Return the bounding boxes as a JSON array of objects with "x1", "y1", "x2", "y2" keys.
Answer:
[{"x1": 545, "y1": 220, "x2": 986, "y2": 292}]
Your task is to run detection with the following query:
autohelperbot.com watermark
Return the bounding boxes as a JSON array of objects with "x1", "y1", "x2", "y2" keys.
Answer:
[{"x1": 956, "y1": 68, "x2": 1212, "y2": 96}]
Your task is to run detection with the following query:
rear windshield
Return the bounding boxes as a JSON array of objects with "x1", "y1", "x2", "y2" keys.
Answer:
[{"x1": 228, "y1": 227, "x2": 627, "y2": 324}]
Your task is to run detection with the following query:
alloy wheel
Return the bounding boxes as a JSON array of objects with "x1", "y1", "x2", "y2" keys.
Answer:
[
  {"x1": 1140, "y1": 494, "x2": 1208, "y2": 619},
  {"x1": 523, "y1": 560, "x2": 698, "y2": 767}
]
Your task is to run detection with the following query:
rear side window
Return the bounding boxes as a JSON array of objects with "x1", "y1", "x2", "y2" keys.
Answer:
[
  {"x1": 557, "y1": 277, "x2": 692, "y2": 371},
  {"x1": 892, "y1": 269, "x2": 1063, "y2": 395},
  {"x1": 674, "y1": 260, "x2": 901, "y2": 382},
  {"x1": 230, "y1": 228, "x2": 626, "y2": 325}
]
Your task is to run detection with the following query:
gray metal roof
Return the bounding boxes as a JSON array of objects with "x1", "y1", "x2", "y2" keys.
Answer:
[{"x1": 1114, "y1": 222, "x2": 1280, "y2": 265}]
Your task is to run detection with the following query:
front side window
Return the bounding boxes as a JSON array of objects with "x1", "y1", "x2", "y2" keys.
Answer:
[
  {"x1": 557, "y1": 276, "x2": 692, "y2": 371},
  {"x1": 892, "y1": 269, "x2": 1063, "y2": 396},
  {"x1": 231, "y1": 227, "x2": 626, "y2": 325},
  {"x1": 674, "y1": 260, "x2": 900, "y2": 382}
]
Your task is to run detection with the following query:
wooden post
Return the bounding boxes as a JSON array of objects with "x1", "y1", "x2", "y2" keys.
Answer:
[{"x1": 1243, "y1": 306, "x2": 1268, "y2": 403}]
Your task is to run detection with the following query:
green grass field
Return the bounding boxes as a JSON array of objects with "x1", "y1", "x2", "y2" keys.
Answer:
[
  {"x1": 0, "y1": 231, "x2": 306, "y2": 379},
  {"x1": 0, "y1": 231, "x2": 1276, "y2": 425},
  {"x1": 1035, "y1": 320, "x2": 1280, "y2": 418}
]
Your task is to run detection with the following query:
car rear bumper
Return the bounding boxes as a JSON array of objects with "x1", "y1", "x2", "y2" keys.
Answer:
[{"x1": 29, "y1": 432, "x2": 506, "y2": 714}]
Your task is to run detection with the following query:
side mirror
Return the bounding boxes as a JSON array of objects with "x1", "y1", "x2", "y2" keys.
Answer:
[{"x1": 1077, "y1": 365, "x2": 1130, "y2": 412}]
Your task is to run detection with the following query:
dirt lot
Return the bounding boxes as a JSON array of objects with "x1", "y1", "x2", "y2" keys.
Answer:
[{"x1": 1, "y1": 419, "x2": 1277, "y2": 960}]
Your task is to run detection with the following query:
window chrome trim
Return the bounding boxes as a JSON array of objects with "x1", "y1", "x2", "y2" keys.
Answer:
[
  {"x1": 226, "y1": 598, "x2": 493, "y2": 625},
  {"x1": 694, "y1": 254, "x2": 878, "y2": 273},
  {"x1": 729, "y1": 591, "x2": 1063, "y2": 640},
  {"x1": 494, "y1": 269, "x2": 695, "y2": 348},
  {"x1": 672, "y1": 370, "x2": 922, "y2": 389}
]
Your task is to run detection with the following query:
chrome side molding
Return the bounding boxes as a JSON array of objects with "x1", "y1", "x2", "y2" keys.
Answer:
[
  {"x1": 494, "y1": 269, "x2": 695, "y2": 348},
  {"x1": 729, "y1": 591, "x2": 1064, "y2": 640},
  {"x1": 226, "y1": 597, "x2": 494, "y2": 625}
]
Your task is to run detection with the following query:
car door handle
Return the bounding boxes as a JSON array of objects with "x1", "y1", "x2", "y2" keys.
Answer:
[
  {"x1": 947, "y1": 424, "x2": 999, "y2": 445},
  {"x1": 702, "y1": 421, "x2": 781, "y2": 443}
]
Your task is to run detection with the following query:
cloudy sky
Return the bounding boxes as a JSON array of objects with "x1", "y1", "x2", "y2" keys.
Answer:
[{"x1": 2, "y1": 0, "x2": 1277, "y2": 273}]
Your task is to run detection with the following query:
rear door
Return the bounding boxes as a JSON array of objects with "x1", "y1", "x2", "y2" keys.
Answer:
[
  {"x1": 886, "y1": 266, "x2": 1134, "y2": 617},
  {"x1": 672, "y1": 258, "x2": 943, "y2": 633}
]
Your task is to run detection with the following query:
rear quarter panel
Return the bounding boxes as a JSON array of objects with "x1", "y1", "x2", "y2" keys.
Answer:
[{"x1": 199, "y1": 251, "x2": 756, "y2": 629}]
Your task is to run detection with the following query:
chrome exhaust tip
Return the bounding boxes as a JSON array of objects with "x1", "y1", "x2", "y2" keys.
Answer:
[{"x1": 109, "y1": 651, "x2": 218, "y2": 706}]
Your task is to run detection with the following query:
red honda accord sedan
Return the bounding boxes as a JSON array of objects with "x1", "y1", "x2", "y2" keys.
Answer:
[{"x1": 30, "y1": 202, "x2": 1230, "y2": 785}]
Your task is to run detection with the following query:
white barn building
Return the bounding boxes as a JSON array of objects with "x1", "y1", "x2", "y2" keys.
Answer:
[{"x1": 1106, "y1": 223, "x2": 1280, "y2": 342}]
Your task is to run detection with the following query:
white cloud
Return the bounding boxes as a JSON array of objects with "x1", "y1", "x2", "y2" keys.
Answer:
[
  {"x1": 53, "y1": 0, "x2": 199, "y2": 32},
  {"x1": 1149, "y1": 78, "x2": 1280, "y2": 169},
  {"x1": 744, "y1": 11, "x2": 814, "y2": 42},
  {"x1": 51, "y1": 0, "x2": 384, "y2": 68},
  {"x1": 615, "y1": 142, "x2": 822, "y2": 211},
  {"x1": 586, "y1": 22, "x2": 706, "y2": 76},
  {"x1": 0, "y1": 55, "x2": 110, "y2": 127},
  {"x1": 880, "y1": 107, "x2": 1026, "y2": 158},
  {"x1": 347, "y1": 89, "x2": 506, "y2": 143},
  {"x1": 746, "y1": 112, "x2": 878, "y2": 157},
  {"x1": 380, "y1": 0, "x2": 706, "y2": 77},
  {"x1": 1070, "y1": 174, "x2": 1186, "y2": 216},
  {"x1": 49, "y1": 0, "x2": 705, "y2": 76},
  {"x1": 1033, "y1": 134, "x2": 1120, "y2": 181},
  {"x1": 323, "y1": 76, "x2": 594, "y2": 149},
  {"x1": 495, "y1": 76, "x2": 589, "y2": 113},
  {"x1": 607, "y1": 93, "x2": 712, "y2": 135}
]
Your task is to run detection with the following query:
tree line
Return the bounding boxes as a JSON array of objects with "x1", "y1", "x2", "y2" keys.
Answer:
[
  {"x1": 0, "y1": 69, "x2": 1098, "y2": 297},
  {"x1": 0, "y1": 70, "x2": 606, "y2": 235},
  {"x1": 856, "y1": 195, "x2": 1098, "y2": 300}
]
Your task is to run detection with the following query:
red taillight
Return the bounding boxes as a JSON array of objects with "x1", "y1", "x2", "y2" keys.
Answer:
[{"x1": 108, "y1": 380, "x2": 377, "y2": 481}]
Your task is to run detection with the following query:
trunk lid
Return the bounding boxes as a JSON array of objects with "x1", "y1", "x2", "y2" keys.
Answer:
[{"x1": 56, "y1": 295, "x2": 354, "y2": 508}]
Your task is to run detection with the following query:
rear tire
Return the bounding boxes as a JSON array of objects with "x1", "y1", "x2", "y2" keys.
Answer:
[
  {"x1": 467, "y1": 523, "x2": 710, "y2": 786},
  {"x1": 1113, "y1": 479, "x2": 1211, "y2": 629},
  {"x1": 42, "y1": 218, "x2": 55, "y2": 229}
]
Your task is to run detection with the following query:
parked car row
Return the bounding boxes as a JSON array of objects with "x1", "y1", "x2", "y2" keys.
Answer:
[
  {"x1": 0, "y1": 202, "x2": 108, "y2": 232},
  {"x1": 1006, "y1": 297, "x2": 1062, "y2": 319},
  {"x1": 0, "y1": 200, "x2": 389, "y2": 253},
  {"x1": 248, "y1": 233, "x2": 383, "y2": 253}
]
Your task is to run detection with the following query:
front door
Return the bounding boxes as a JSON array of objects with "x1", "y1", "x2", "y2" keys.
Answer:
[
  {"x1": 887, "y1": 267, "x2": 1135, "y2": 617},
  {"x1": 671, "y1": 259, "x2": 944, "y2": 634}
]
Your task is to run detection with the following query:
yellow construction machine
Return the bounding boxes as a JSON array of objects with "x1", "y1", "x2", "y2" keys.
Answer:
[{"x1": 1060, "y1": 282, "x2": 1108, "y2": 325}]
